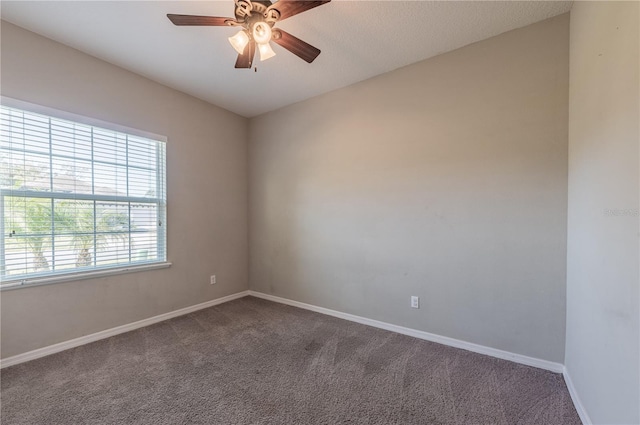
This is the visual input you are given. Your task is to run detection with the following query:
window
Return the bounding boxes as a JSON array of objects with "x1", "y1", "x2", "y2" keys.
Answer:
[{"x1": 0, "y1": 100, "x2": 167, "y2": 288}]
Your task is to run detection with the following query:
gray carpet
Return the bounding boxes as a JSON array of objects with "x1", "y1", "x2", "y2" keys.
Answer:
[{"x1": 1, "y1": 296, "x2": 581, "y2": 425}]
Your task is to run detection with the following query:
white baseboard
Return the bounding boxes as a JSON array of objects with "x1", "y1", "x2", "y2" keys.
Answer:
[
  {"x1": 0, "y1": 290, "x2": 250, "y2": 369},
  {"x1": 2, "y1": 288, "x2": 588, "y2": 423},
  {"x1": 1, "y1": 288, "x2": 565, "y2": 375},
  {"x1": 248, "y1": 290, "x2": 565, "y2": 374},
  {"x1": 563, "y1": 367, "x2": 592, "y2": 425},
  {"x1": 3, "y1": 288, "x2": 583, "y2": 421}
]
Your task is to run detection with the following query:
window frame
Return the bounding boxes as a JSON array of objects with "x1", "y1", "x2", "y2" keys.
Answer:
[{"x1": 0, "y1": 97, "x2": 170, "y2": 290}]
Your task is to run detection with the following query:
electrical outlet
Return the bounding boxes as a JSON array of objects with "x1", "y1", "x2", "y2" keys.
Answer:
[
  {"x1": 411, "y1": 296, "x2": 419, "y2": 309},
  {"x1": 210, "y1": 275, "x2": 216, "y2": 285}
]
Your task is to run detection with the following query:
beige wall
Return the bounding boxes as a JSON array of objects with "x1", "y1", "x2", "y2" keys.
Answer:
[
  {"x1": 0, "y1": 22, "x2": 249, "y2": 358},
  {"x1": 565, "y1": 2, "x2": 639, "y2": 424},
  {"x1": 249, "y1": 15, "x2": 569, "y2": 362}
]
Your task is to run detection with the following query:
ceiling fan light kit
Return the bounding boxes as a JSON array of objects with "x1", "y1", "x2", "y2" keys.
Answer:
[
  {"x1": 167, "y1": 0, "x2": 331, "y2": 69},
  {"x1": 228, "y1": 30, "x2": 250, "y2": 54},
  {"x1": 258, "y1": 41, "x2": 277, "y2": 61}
]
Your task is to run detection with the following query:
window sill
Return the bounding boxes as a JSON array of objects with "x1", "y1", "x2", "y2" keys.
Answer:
[{"x1": 0, "y1": 262, "x2": 172, "y2": 291}]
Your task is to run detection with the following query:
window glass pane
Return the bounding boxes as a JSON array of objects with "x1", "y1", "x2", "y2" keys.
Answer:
[
  {"x1": 54, "y1": 236, "x2": 80, "y2": 271},
  {"x1": 0, "y1": 129, "x2": 11, "y2": 151},
  {"x1": 95, "y1": 201, "x2": 130, "y2": 231},
  {"x1": 52, "y1": 157, "x2": 92, "y2": 194},
  {"x1": 4, "y1": 236, "x2": 30, "y2": 277},
  {"x1": 0, "y1": 151, "x2": 51, "y2": 192},
  {"x1": 128, "y1": 136, "x2": 157, "y2": 169},
  {"x1": 53, "y1": 199, "x2": 95, "y2": 269},
  {"x1": 1, "y1": 151, "x2": 20, "y2": 190},
  {"x1": 0, "y1": 110, "x2": 29, "y2": 151},
  {"x1": 1, "y1": 109, "x2": 50, "y2": 154},
  {"x1": 51, "y1": 119, "x2": 92, "y2": 160},
  {"x1": 130, "y1": 203, "x2": 158, "y2": 262},
  {"x1": 94, "y1": 162, "x2": 127, "y2": 197},
  {"x1": 3, "y1": 196, "x2": 53, "y2": 275},
  {"x1": 93, "y1": 129, "x2": 126, "y2": 165},
  {"x1": 6, "y1": 197, "x2": 52, "y2": 236},
  {"x1": 131, "y1": 233, "x2": 157, "y2": 262},
  {"x1": 130, "y1": 202, "x2": 156, "y2": 230},
  {"x1": 95, "y1": 233, "x2": 130, "y2": 267},
  {"x1": 0, "y1": 152, "x2": 12, "y2": 189},
  {"x1": 94, "y1": 202, "x2": 130, "y2": 267},
  {"x1": 128, "y1": 167, "x2": 157, "y2": 198}
]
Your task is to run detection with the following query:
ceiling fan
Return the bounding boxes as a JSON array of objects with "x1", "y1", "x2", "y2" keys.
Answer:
[{"x1": 167, "y1": 0, "x2": 331, "y2": 69}]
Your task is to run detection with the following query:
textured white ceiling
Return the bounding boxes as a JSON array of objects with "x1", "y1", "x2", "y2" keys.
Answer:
[{"x1": 1, "y1": 1, "x2": 572, "y2": 117}]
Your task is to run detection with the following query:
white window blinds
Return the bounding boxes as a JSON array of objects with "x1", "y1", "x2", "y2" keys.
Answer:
[{"x1": 0, "y1": 103, "x2": 167, "y2": 286}]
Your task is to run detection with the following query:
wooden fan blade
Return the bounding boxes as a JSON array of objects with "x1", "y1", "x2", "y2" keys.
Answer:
[
  {"x1": 167, "y1": 14, "x2": 234, "y2": 26},
  {"x1": 235, "y1": 41, "x2": 256, "y2": 68},
  {"x1": 271, "y1": 0, "x2": 330, "y2": 21},
  {"x1": 272, "y1": 29, "x2": 321, "y2": 63}
]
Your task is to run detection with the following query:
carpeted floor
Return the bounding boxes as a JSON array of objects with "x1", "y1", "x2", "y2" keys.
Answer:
[{"x1": 1, "y1": 296, "x2": 581, "y2": 425}]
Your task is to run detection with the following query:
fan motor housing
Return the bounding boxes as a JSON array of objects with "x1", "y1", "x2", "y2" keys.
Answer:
[{"x1": 235, "y1": 0, "x2": 277, "y2": 24}]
